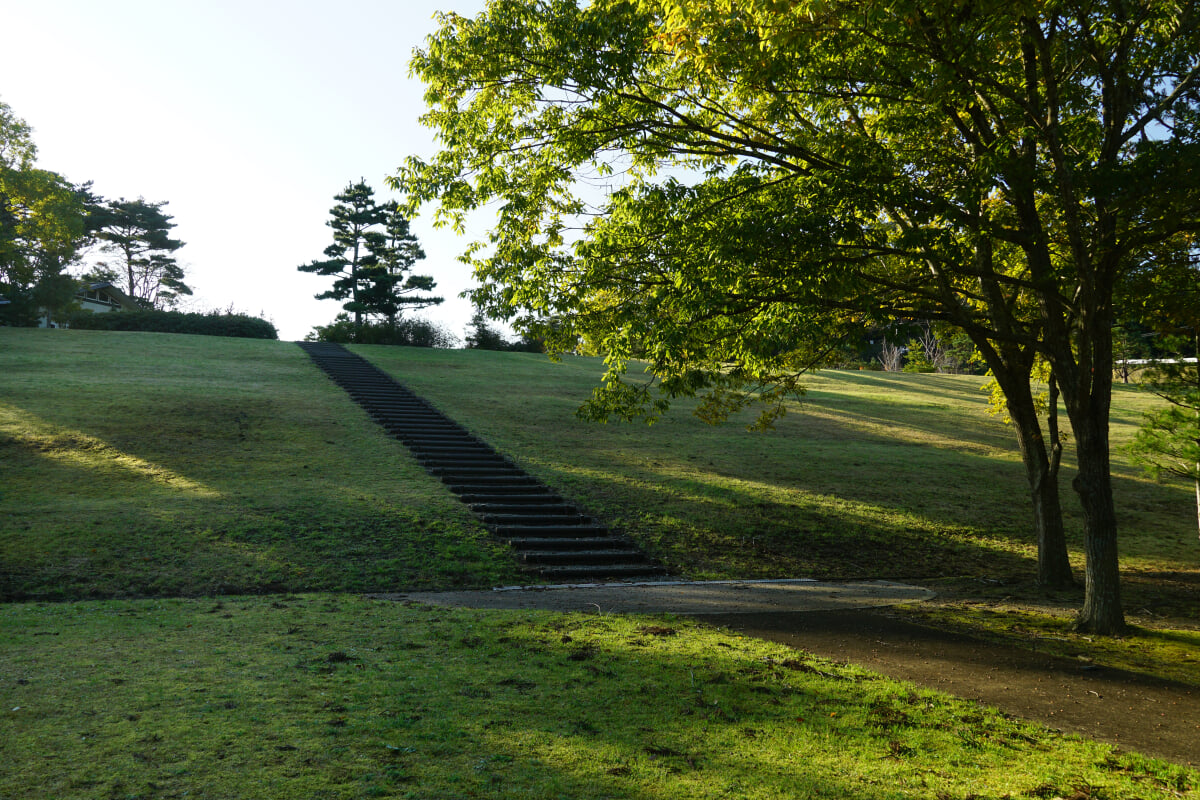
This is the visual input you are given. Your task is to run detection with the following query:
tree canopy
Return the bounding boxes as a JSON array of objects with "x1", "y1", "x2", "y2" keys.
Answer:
[
  {"x1": 0, "y1": 99, "x2": 89, "y2": 325},
  {"x1": 91, "y1": 197, "x2": 190, "y2": 309},
  {"x1": 299, "y1": 181, "x2": 441, "y2": 328},
  {"x1": 399, "y1": 0, "x2": 1200, "y2": 634}
]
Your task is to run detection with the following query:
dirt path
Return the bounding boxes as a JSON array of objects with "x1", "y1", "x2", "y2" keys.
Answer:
[
  {"x1": 719, "y1": 608, "x2": 1199, "y2": 767},
  {"x1": 392, "y1": 580, "x2": 1199, "y2": 767}
]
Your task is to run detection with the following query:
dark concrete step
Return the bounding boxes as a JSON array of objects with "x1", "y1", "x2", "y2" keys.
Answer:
[
  {"x1": 394, "y1": 434, "x2": 484, "y2": 447},
  {"x1": 410, "y1": 445, "x2": 496, "y2": 456},
  {"x1": 298, "y1": 341, "x2": 665, "y2": 582},
  {"x1": 461, "y1": 492, "x2": 564, "y2": 505},
  {"x1": 438, "y1": 474, "x2": 541, "y2": 487},
  {"x1": 422, "y1": 459, "x2": 514, "y2": 471},
  {"x1": 371, "y1": 412, "x2": 452, "y2": 422},
  {"x1": 470, "y1": 502, "x2": 577, "y2": 515},
  {"x1": 429, "y1": 466, "x2": 528, "y2": 478},
  {"x1": 383, "y1": 422, "x2": 468, "y2": 434},
  {"x1": 479, "y1": 511, "x2": 590, "y2": 525},
  {"x1": 488, "y1": 523, "x2": 611, "y2": 537},
  {"x1": 519, "y1": 549, "x2": 648, "y2": 566},
  {"x1": 422, "y1": 456, "x2": 512, "y2": 467},
  {"x1": 451, "y1": 485, "x2": 559, "y2": 498},
  {"x1": 505, "y1": 536, "x2": 633, "y2": 550}
]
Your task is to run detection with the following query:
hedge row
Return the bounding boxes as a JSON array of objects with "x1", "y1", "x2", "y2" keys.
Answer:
[
  {"x1": 307, "y1": 316, "x2": 459, "y2": 348},
  {"x1": 65, "y1": 309, "x2": 278, "y2": 340}
]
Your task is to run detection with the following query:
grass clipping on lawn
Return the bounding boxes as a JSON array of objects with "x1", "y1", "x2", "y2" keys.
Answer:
[{"x1": 2, "y1": 594, "x2": 1194, "y2": 800}]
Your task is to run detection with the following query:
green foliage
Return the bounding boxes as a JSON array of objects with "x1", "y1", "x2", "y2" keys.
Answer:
[
  {"x1": 464, "y1": 310, "x2": 508, "y2": 349},
  {"x1": 306, "y1": 312, "x2": 458, "y2": 347},
  {"x1": 298, "y1": 181, "x2": 441, "y2": 327},
  {"x1": 90, "y1": 196, "x2": 190, "y2": 309},
  {"x1": 1129, "y1": 343, "x2": 1200, "y2": 535},
  {"x1": 464, "y1": 309, "x2": 544, "y2": 352},
  {"x1": 1131, "y1": 402, "x2": 1200, "y2": 484},
  {"x1": 398, "y1": 0, "x2": 1200, "y2": 632},
  {"x1": 64, "y1": 308, "x2": 278, "y2": 339},
  {"x1": 0, "y1": 99, "x2": 89, "y2": 325}
]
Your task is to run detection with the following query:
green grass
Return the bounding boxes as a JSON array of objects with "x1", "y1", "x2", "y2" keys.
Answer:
[
  {"x1": 353, "y1": 345, "x2": 1198, "y2": 585},
  {"x1": 3, "y1": 595, "x2": 1194, "y2": 800},
  {"x1": 0, "y1": 329, "x2": 524, "y2": 599},
  {"x1": 2, "y1": 329, "x2": 1198, "y2": 795},
  {"x1": 351, "y1": 345, "x2": 1200, "y2": 688}
]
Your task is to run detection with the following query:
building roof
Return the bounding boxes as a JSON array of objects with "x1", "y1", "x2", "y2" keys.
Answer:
[{"x1": 79, "y1": 282, "x2": 138, "y2": 310}]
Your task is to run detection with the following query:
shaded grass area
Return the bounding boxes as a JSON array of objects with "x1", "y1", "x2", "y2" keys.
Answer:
[
  {"x1": 0, "y1": 329, "x2": 524, "y2": 599},
  {"x1": 354, "y1": 346, "x2": 1200, "y2": 685},
  {"x1": 3, "y1": 331, "x2": 1198, "y2": 791},
  {"x1": 355, "y1": 347, "x2": 1198, "y2": 583},
  {"x1": 2, "y1": 595, "x2": 1194, "y2": 799}
]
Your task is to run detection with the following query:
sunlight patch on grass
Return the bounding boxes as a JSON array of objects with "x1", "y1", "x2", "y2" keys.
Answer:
[
  {"x1": 4, "y1": 596, "x2": 1192, "y2": 799},
  {"x1": 796, "y1": 403, "x2": 1020, "y2": 458},
  {"x1": 0, "y1": 403, "x2": 220, "y2": 498}
]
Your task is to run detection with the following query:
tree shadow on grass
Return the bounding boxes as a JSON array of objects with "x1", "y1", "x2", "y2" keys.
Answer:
[{"x1": 0, "y1": 396, "x2": 526, "y2": 601}]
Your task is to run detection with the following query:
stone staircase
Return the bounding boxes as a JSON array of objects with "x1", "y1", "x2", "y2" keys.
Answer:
[{"x1": 298, "y1": 342, "x2": 666, "y2": 582}]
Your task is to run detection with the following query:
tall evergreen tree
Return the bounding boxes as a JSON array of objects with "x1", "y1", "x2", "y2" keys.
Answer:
[
  {"x1": 299, "y1": 181, "x2": 440, "y2": 327},
  {"x1": 92, "y1": 197, "x2": 189, "y2": 309}
]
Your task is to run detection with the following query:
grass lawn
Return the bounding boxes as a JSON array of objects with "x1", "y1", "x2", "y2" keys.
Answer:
[
  {"x1": 1, "y1": 328, "x2": 1197, "y2": 796},
  {"x1": 0, "y1": 329, "x2": 524, "y2": 600},
  {"x1": 3, "y1": 595, "x2": 1195, "y2": 800}
]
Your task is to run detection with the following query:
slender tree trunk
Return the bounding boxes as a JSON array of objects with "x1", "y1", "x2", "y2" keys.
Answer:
[
  {"x1": 1057, "y1": 353, "x2": 1126, "y2": 634},
  {"x1": 1194, "y1": 477, "x2": 1199, "y2": 543},
  {"x1": 1002, "y1": 372, "x2": 1074, "y2": 587},
  {"x1": 1070, "y1": 414, "x2": 1125, "y2": 634}
]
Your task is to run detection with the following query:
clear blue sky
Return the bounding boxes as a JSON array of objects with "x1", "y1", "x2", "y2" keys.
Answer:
[{"x1": 4, "y1": 0, "x2": 487, "y2": 340}]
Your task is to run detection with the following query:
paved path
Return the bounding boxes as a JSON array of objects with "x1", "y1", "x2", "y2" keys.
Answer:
[
  {"x1": 384, "y1": 578, "x2": 936, "y2": 614},
  {"x1": 382, "y1": 579, "x2": 1198, "y2": 765}
]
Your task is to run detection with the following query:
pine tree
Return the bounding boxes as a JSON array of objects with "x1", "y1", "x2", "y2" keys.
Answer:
[
  {"x1": 91, "y1": 197, "x2": 189, "y2": 309},
  {"x1": 299, "y1": 181, "x2": 440, "y2": 328}
]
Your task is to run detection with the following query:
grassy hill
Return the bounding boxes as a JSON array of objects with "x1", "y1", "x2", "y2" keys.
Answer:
[
  {"x1": 1, "y1": 328, "x2": 1197, "y2": 798},
  {"x1": 0, "y1": 329, "x2": 523, "y2": 600}
]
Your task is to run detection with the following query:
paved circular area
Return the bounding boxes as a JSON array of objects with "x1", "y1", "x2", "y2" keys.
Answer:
[{"x1": 384, "y1": 578, "x2": 936, "y2": 614}]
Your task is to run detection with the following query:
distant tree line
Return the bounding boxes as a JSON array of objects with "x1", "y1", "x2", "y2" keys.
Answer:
[{"x1": 1, "y1": 98, "x2": 192, "y2": 327}]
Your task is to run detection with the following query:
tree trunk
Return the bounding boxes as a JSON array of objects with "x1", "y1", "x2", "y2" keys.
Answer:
[
  {"x1": 1071, "y1": 422, "x2": 1125, "y2": 634},
  {"x1": 1004, "y1": 375, "x2": 1074, "y2": 587},
  {"x1": 1059, "y1": 366, "x2": 1126, "y2": 635},
  {"x1": 974, "y1": 337, "x2": 1074, "y2": 588}
]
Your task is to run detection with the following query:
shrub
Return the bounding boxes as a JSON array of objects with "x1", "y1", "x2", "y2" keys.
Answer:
[
  {"x1": 464, "y1": 312, "x2": 544, "y2": 352},
  {"x1": 306, "y1": 315, "x2": 459, "y2": 348},
  {"x1": 65, "y1": 309, "x2": 278, "y2": 339}
]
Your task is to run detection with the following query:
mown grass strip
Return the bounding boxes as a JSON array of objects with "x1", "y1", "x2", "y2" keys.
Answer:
[
  {"x1": 0, "y1": 330, "x2": 524, "y2": 599},
  {"x1": 2, "y1": 595, "x2": 1194, "y2": 800},
  {"x1": 353, "y1": 345, "x2": 1200, "y2": 687},
  {"x1": 355, "y1": 346, "x2": 1198, "y2": 581}
]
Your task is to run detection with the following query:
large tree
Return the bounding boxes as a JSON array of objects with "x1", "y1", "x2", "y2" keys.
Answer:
[
  {"x1": 399, "y1": 1, "x2": 1200, "y2": 633},
  {"x1": 299, "y1": 181, "x2": 441, "y2": 328},
  {"x1": 0, "y1": 99, "x2": 89, "y2": 325},
  {"x1": 398, "y1": 1, "x2": 1195, "y2": 638},
  {"x1": 92, "y1": 197, "x2": 190, "y2": 309}
]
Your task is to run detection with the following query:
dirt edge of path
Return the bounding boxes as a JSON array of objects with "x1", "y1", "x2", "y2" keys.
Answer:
[{"x1": 716, "y1": 607, "x2": 1198, "y2": 768}]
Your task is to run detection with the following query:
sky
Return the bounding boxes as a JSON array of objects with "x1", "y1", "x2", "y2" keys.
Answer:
[{"x1": 4, "y1": 0, "x2": 490, "y2": 341}]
